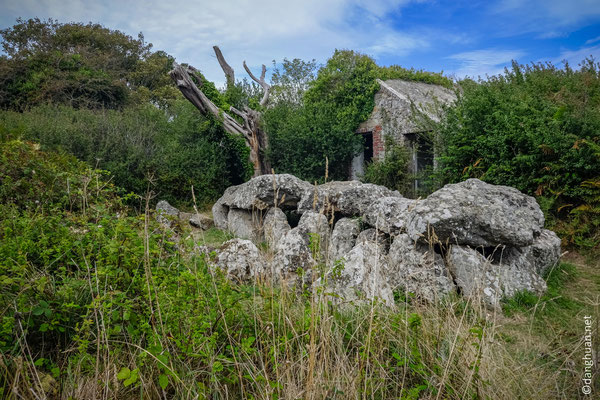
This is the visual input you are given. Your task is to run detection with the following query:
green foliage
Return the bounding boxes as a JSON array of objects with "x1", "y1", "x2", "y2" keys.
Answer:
[
  {"x1": 0, "y1": 137, "x2": 593, "y2": 399},
  {"x1": 265, "y1": 50, "x2": 377, "y2": 181},
  {"x1": 270, "y1": 58, "x2": 319, "y2": 105},
  {"x1": 0, "y1": 102, "x2": 251, "y2": 206},
  {"x1": 436, "y1": 59, "x2": 600, "y2": 248},
  {"x1": 0, "y1": 18, "x2": 179, "y2": 110},
  {"x1": 377, "y1": 64, "x2": 453, "y2": 89},
  {"x1": 265, "y1": 49, "x2": 452, "y2": 182},
  {"x1": 361, "y1": 135, "x2": 411, "y2": 192}
]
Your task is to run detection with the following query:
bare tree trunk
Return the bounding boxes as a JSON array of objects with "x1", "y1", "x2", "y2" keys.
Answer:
[{"x1": 169, "y1": 47, "x2": 271, "y2": 177}]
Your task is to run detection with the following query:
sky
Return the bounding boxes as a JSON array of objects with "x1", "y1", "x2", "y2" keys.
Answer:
[{"x1": 1, "y1": 0, "x2": 600, "y2": 87}]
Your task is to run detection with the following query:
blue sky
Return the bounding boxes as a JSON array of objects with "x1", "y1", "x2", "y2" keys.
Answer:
[{"x1": 1, "y1": 0, "x2": 600, "y2": 86}]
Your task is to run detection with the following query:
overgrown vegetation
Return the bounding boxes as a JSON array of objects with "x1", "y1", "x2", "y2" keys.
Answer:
[
  {"x1": 1, "y1": 137, "x2": 596, "y2": 398},
  {"x1": 1, "y1": 17, "x2": 598, "y2": 398},
  {"x1": 0, "y1": 102, "x2": 251, "y2": 207},
  {"x1": 265, "y1": 50, "x2": 452, "y2": 182},
  {"x1": 436, "y1": 59, "x2": 600, "y2": 248},
  {"x1": 362, "y1": 135, "x2": 411, "y2": 193},
  {"x1": 0, "y1": 18, "x2": 179, "y2": 110},
  {"x1": 0, "y1": 18, "x2": 253, "y2": 207}
]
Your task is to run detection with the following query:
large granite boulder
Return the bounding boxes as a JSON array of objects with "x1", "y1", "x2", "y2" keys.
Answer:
[
  {"x1": 387, "y1": 234, "x2": 455, "y2": 302},
  {"x1": 363, "y1": 196, "x2": 416, "y2": 235},
  {"x1": 525, "y1": 229, "x2": 562, "y2": 275},
  {"x1": 446, "y1": 245, "x2": 547, "y2": 308},
  {"x1": 263, "y1": 207, "x2": 291, "y2": 249},
  {"x1": 324, "y1": 241, "x2": 394, "y2": 305},
  {"x1": 212, "y1": 186, "x2": 237, "y2": 230},
  {"x1": 329, "y1": 218, "x2": 360, "y2": 263},
  {"x1": 356, "y1": 228, "x2": 390, "y2": 253},
  {"x1": 271, "y1": 227, "x2": 316, "y2": 285},
  {"x1": 297, "y1": 181, "x2": 401, "y2": 216},
  {"x1": 219, "y1": 174, "x2": 313, "y2": 211},
  {"x1": 214, "y1": 239, "x2": 265, "y2": 283},
  {"x1": 227, "y1": 208, "x2": 261, "y2": 242},
  {"x1": 406, "y1": 179, "x2": 544, "y2": 247}
]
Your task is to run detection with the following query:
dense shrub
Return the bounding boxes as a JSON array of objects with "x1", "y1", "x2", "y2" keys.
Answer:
[
  {"x1": 0, "y1": 102, "x2": 252, "y2": 207},
  {"x1": 0, "y1": 18, "x2": 179, "y2": 110},
  {"x1": 361, "y1": 135, "x2": 411, "y2": 193},
  {"x1": 436, "y1": 59, "x2": 600, "y2": 247}
]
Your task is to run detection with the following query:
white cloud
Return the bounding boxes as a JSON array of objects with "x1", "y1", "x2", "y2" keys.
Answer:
[
  {"x1": 585, "y1": 36, "x2": 600, "y2": 45},
  {"x1": 1, "y1": 0, "x2": 430, "y2": 86},
  {"x1": 447, "y1": 49, "x2": 525, "y2": 78},
  {"x1": 553, "y1": 44, "x2": 600, "y2": 66},
  {"x1": 493, "y1": 0, "x2": 600, "y2": 37}
]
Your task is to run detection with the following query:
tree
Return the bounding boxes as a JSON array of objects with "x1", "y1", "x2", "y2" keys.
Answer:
[
  {"x1": 269, "y1": 58, "x2": 318, "y2": 106},
  {"x1": 0, "y1": 18, "x2": 179, "y2": 110},
  {"x1": 169, "y1": 46, "x2": 271, "y2": 177}
]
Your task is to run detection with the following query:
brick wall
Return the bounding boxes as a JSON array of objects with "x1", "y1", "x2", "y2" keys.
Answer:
[{"x1": 373, "y1": 125, "x2": 384, "y2": 159}]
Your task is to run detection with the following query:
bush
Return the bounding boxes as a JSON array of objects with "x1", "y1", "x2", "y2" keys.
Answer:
[
  {"x1": 0, "y1": 102, "x2": 251, "y2": 207},
  {"x1": 436, "y1": 59, "x2": 600, "y2": 248},
  {"x1": 361, "y1": 135, "x2": 411, "y2": 193}
]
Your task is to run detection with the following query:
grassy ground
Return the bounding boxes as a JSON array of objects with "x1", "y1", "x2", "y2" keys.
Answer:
[{"x1": 497, "y1": 252, "x2": 600, "y2": 399}]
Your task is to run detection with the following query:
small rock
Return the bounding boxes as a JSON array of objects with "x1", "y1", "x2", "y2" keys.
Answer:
[
  {"x1": 189, "y1": 214, "x2": 214, "y2": 230},
  {"x1": 156, "y1": 200, "x2": 179, "y2": 227}
]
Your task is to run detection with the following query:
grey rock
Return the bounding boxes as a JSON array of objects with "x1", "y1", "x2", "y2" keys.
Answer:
[
  {"x1": 156, "y1": 200, "x2": 179, "y2": 227},
  {"x1": 363, "y1": 196, "x2": 416, "y2": 234},
  {"x1": 212, "y1": 186, "x2": 237, "y2": 230},
  {"x1": 227, "y1": 208, "x2": 261, "y2": 242},
  {"x1": 387, "y1": 234, "x2": 455, "y2": 302},
  {"x1": 324, "y1": 241, "x2": 394, "y2": 305},
  {"x1": 447, "y1": 245, "x2": 547, "y2": 308},
  {"x1": 263, "y1": 207, "x2": 291, "y2": 249},
  {"x1": 219, "y1": 174, "x2": 314, "y2": 211},
  {"x1": 180, "y1": 212, "x2": 214, "y2": 230},
  {"x1": 329, "y1": 218, "x2": 360, "y2": 262},
  {"x1": 297, "y1": 211, "x2": 330, "y2": 262},
  {"x1": 298, "y1": 181, "x2": 401, "y2": 216},
  {"x1": 215, "y1": 239, "x2": 265, "y2": 282},
  {"x1": 189, "y1": 214, "x2": 214, "y2": 230},
  {"x1": 526, "y1": 229, "x2": 561, "y2": 276},
  {"x1": 356, "y1": 228, "x2": 390, "y2": 253},
  {"x1": 271, "y1": 227, "x2": 316, "y2": 284},
  {"x1": 406, "y1": 179, "x2": 544, "y2": 247}
]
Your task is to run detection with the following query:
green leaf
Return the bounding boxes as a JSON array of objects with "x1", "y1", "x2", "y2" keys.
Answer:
[
  {"x1": 32, "y1": 307, "x2": 44, "y2": 316},
  {"x1": 117, "y1": 367, "x2": 130, "y2": 380},
  {"x1": 123, "y1": 368, "x2": 139, "y2": 387},
  {"x1": 158, "y1": 374, "x2": 168, "y2": 390},
  {"x1": 212, "y1": 361, "x2": 223, "y2": 373}
]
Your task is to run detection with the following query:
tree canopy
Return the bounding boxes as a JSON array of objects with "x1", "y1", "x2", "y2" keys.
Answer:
[{"x1": 0, "y1": 18, "x2": 178, "y2": 110}]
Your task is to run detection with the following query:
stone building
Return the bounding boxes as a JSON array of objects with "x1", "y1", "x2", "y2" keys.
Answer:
[{"x1": 350, "y1": 79, "x2": 457, "y2": 188}]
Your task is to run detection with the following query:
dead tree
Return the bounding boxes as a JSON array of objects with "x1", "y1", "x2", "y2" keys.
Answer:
[{"x1": 169, "y1": 46, "x2": 271, "y2": 177}]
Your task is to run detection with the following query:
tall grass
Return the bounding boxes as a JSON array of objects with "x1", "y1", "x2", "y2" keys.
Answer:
[{"x1": 1, "y1": 140, "x2": 596, "y2": 399}]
